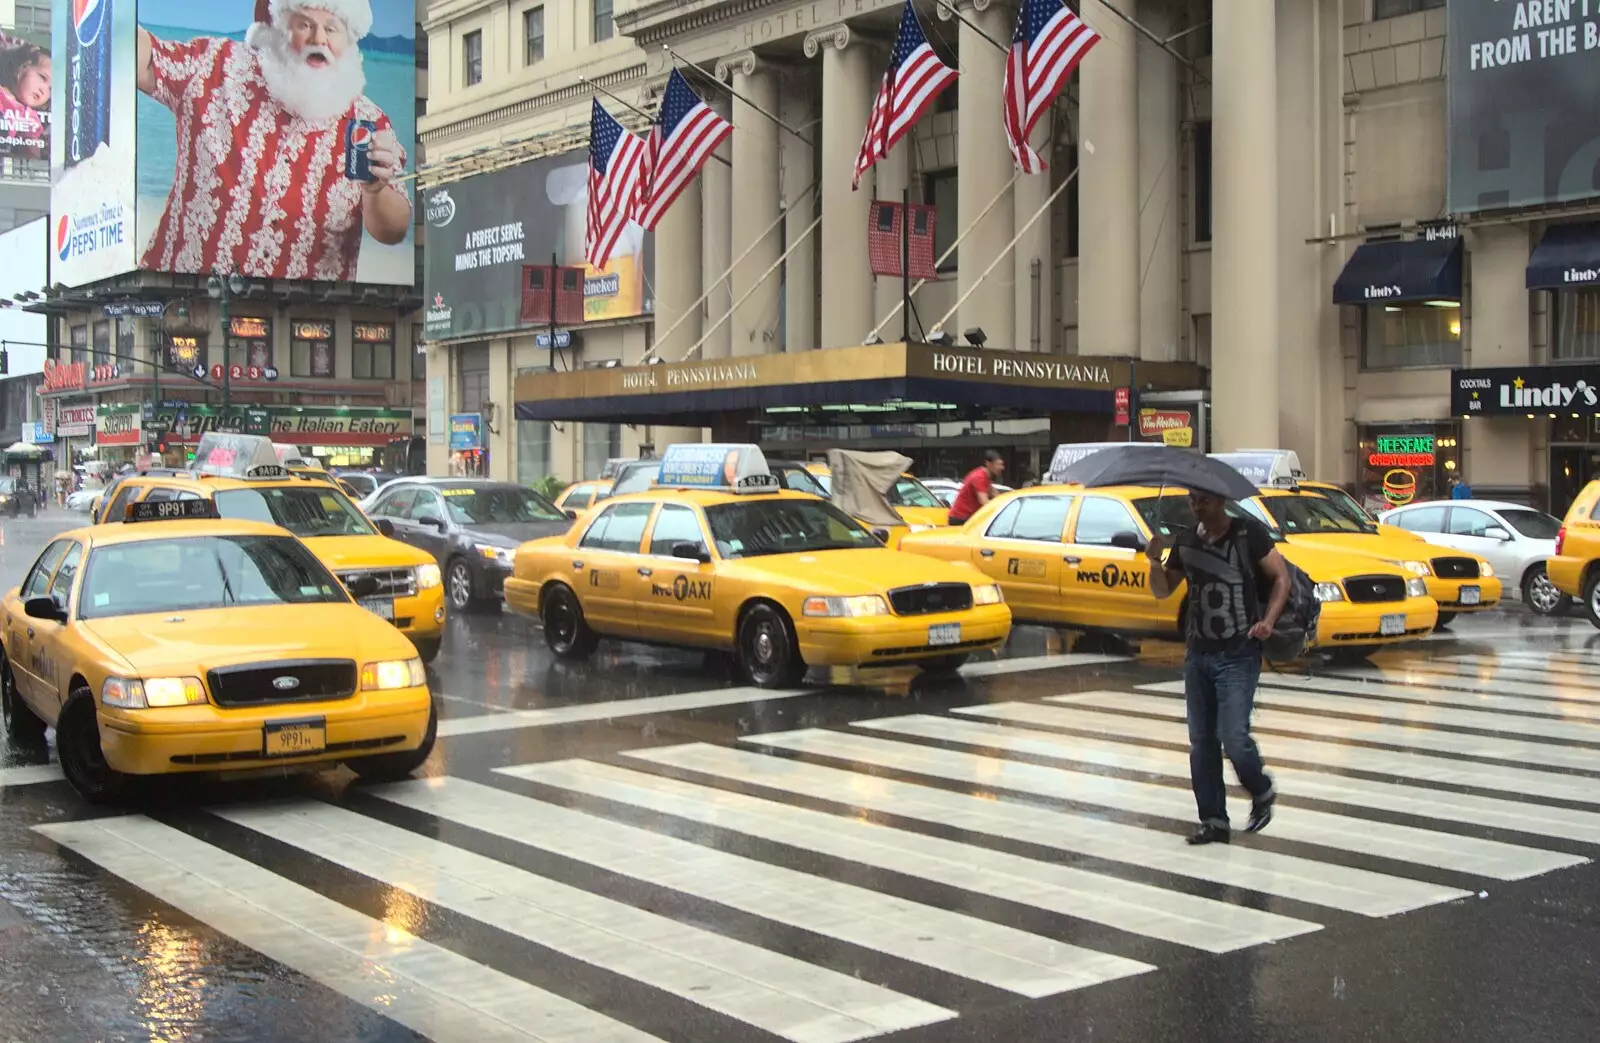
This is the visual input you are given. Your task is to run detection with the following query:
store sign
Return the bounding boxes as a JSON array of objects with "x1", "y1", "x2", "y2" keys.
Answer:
[
  {"x1": 926, "y1": 351, "x2": 1113, "y2": 387},
  {"x1": 23, "y1": 422, "x2": 53, "y2": 444},
  {"x1": 291, "y1": 321, "x2": 334, "y2": 341},
  {"x1": 449, "y1": 413, "x2": 482, "y2": 452},
  {"x1": 42, "y1": 360, "x2": 86, "y2": 393},
  {"x1": 269, "y1": 408, "x2": 411, "y2": 446},
  {"x1": 57, "y1": 405, "x2": 94, "y2": 437},
  {"x1": 102, "y1": 301, "x2": 165, "y2": 318},
  {"x1": 168, "y1": 336, "x2": 202, "y2": 369},
  {"x1": 1113, "y1": 388, "x2": 1130, "y2": 425},
  {"x1": 1162, "y1": 427, "x2": 1193, "y2": 448},
  {"x1": 232, "y1": 317, "x2": 274, "y2": 339},
  {"x1": 95, "y1": 404, "x2": 143, "y2": 447},
  {"x1": 1138, "y1": 409, "x2": 1193, "y2": 439},
  {"x1": 1452, "y1": 364, "x2": 1600, "y2": 414},
  {"x1": 90, "y1": 362, "x2": 122, "y2": 384},
  {"x1": 1368, "y1": 435, "x2": 1436, "y2": 468},
  {"x1": 352, "y1": 323, "x2": 394, "y2": 343}
]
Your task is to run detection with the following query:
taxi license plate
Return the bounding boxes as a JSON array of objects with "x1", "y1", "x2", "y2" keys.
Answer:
[
  {"x1": 928, "y1": 623, "x2": 961, "y2": 647},
  {"x1": 1459, "y1": 585, "x2": 1481, "y2": 605},
  {"x1": 1379, "y1": 613, "x2": 1406, "y2": 637},
  {"x1": 263, "y1": 719, "x2": 327, "y2": 757},
  {"x1": 360, "y1": 598, "x2": 395, "y2": 621}
]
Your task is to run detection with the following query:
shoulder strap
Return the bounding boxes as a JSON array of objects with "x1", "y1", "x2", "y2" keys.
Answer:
[{"x1": 1231, "y1": 521, "x2": 1262, "y2": 622}]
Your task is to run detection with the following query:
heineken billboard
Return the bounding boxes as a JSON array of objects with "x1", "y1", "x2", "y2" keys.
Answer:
[{"x1": 147, "y1": 404, "x2": 412, "y2": 446}]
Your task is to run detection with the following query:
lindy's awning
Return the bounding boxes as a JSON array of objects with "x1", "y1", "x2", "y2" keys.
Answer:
[
  {"x1": 1332, "y1": 237, "x2": 1463, "y2": 305},
  {"x1": 1527, "y1": 222, "x2": 1600, "y2": 290}
]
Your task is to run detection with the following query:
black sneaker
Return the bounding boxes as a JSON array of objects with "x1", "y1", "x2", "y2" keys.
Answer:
[
  {"x1": 1186, "y1": 823, "x2": 1231, "y2": 846},
  {"x1": 1247, "y1": 789, "x2": 1276, "y2": 833}
]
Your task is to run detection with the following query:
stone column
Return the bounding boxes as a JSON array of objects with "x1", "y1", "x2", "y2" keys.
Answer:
[
  {"x1": 652, "y1": 175, "x2": 703, "y2": 361},
  {"x1": 487, "y1": 337, "x2": 513, "y2": 481},
  {"x1": 1211, "y1": 0, "x2": 1279, "y2": 451},
  {"x1": 951, "y1": 0, "x2": 1014, "y2": 349},
  {"x1": 1014, "y1": 122, "x2": 1052, "y2": 352},
  {"x1": 700, "y1": 93, "x2": 734, "y2": 360},
  {"x1": 873, "y1": 137, "x2": 911, "y2": 328},
  {"x1": 720, "y1": 52, "x2": 784, "y2": 356},
  {"x1": 1078, "y1": 0, "x2": 1140, "y2": 359},
  {"x1": 806, "y1": 25, "x2": 874, "y2": 348},
  {"x1": 1137, "y1": 1, "x2": 1179, "y2": 361},
  {"x1": 780, "y1": 69, "x2": 818, "y2": 352}
]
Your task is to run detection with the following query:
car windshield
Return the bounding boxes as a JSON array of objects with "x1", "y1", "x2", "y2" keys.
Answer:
[
  {"x1": 772, "y1": 466, "x2": 829, "y2": 498},
  {"x1": 1258, "y1": 494, "x2": 1375, "y2": 534},
  {"x1": 1498, "y1": 508, "x2": 1561, "y2": 540},
  {"x1": 705, "y1": 499, "x2": 880, "y2": 559},
  {"x1": 79, "y1": 535, "x2": 347, "y2": 619},
  {"x1": 891, "y1": 477, "x2": 942, "y2": 508},
  {"x1": 1308, "y1": 486, "x2": 1375, "y2": 525},
  {"x1": 1132, "y1": 495, "x2": 1285, "y2": 542},
  {"x1": 213, "y1": 485, "x2": 376, "y2": 537},
  {"x1": 440, "y1": 486, "x2": 566, "y2": 524},
  {"x1": 338, "y1": 473, "x2": 378, "y2": 497}
]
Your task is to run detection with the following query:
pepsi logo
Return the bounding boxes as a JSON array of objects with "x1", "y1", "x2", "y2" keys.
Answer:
[
  {"x1": 349, "y1": 125, "x2": 373, "y2": 148},
  {"x1": 56, "y1": 215, "x2": 70, "y2": 261},
  {"x1": 73, "y1": 0, "x2": 107, "y2": 46}
]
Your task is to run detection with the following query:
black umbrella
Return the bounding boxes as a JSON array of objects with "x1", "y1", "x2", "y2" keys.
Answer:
[{"x1": 1053, "y1": 445, "x2": 1261, "y2": 502}]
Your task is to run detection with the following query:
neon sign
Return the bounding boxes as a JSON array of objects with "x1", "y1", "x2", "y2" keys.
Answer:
[{"x1": 1368, "y1": 452, "x2": 1435, "y2": 468}]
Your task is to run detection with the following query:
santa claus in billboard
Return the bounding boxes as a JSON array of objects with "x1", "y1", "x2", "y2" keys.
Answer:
[{"x1": 135, "y1": 0, "x2": 412, "y2": 281}]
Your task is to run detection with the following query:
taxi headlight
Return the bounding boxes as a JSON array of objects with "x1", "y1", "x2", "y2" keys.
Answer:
[
  {"x1": 1479, "y1": 560, "x2": 1494, "y2": 578},
  {"x1": 802, "y1": 595, "x2": 890, "y2": 618},
  {"x1": 972, "y1": 583, "x2": 1005, "y2": 606},
  {"x1": 1387, "y1": 559, "x2": 1432, "y2": 577},
  {"x1": 415, "y1": 563, "x2": 442, "y2": 589},
  {"x1": 475, "y1": 543, "x2": 515, "y2": 566},
  {"x1": 360, "y1": 658, "x2": 426, "y2": 691},
  {"x1": 1407, "y1": 577, "x2": 1428, "y2": 598},
  {"x1": 1312, "y1": 582, "x2": 1345, "y2": 603},
  {"x1": 102, "y1": 675, "x2": 207, "y2": 709}
]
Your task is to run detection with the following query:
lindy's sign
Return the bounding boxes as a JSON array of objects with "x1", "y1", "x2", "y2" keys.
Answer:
[{"x1": 1451, "y1": 364, "x2": 1600, "y2": 415}]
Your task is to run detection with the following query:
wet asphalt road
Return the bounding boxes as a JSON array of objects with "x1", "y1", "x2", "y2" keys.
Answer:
[{"x1": 3, "y1": 509, "x2": 1600, "y2": 1043}]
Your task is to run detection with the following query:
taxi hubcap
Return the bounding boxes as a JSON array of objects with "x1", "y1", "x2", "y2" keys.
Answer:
[{"x1": 752, "y1": 624, "x2": 777, "y2": 665}]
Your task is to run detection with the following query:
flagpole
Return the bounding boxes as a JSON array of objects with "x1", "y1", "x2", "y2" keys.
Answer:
[
  {"x1": 679, "y1": 214, "x2": 824, "y2": 362},
  {"x1": 901, "y1": 186, "x2": 912, "y2": 345},
  {"x1": 577, "y1": 73, "x2": 732, "y2": 169},
  {"x1": 664, "y1": 45, "x2": 815, "y2": 148}
]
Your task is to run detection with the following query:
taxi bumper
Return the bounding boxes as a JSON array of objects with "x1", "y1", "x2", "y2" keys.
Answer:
[
  {"x1": 503, "y1": 576, "x2": 541, "y2": 617},
  {"x1": 1423, "y1": 573, "x2": 1503, "y2": 612},
  {"x1": 1548, "y1": 555, "x2": 1586, "y2": 598},
  {"x1": 1313, "y1": 595, "x2": 1438, "y2": 647},
  {"x1": 96, "y1": 688, "x2": 433, "y2": 776},
  {"x1": 798, "y1": 604, "x2": 1013, "y2": 666},
  {"x1": 393, "y1": 585, "x2": 447, "y2": 639}
]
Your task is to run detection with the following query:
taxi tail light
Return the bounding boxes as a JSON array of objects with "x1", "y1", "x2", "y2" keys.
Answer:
[
  {"x1": 1556, "y1": 525, "x2": 1567, "y2": 555},
  {"x1": 360, "y1": 658, "x2": 427, "y2": 691}
]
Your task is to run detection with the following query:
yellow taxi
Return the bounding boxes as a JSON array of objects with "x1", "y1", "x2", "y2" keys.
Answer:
[
  {"x1": 274, "y1": 445, "x2": 336, "y2": 484},
  {"x1": 555, "y1": 480, "x2": 612, "y2": 513},
  {"x1": 504, "y1": 444, "x2": 1012, "y2": 687},
  {"x1": 1548, "y1": 480, "x2": 1600, "y2": 624},
  {"x1": 898, "y1": 485, "x2": 1437, "y2": 655},
  {"x1": 804, "y1": 462, "x2": 950, "y2": 530},
  {"x1": 1243, "y1": 486, "x2": 1501, "y2": 625},
  {"x1": 1210, "y1": 450, "x2": 1418, "y2": 539},
  {"x1": 0, "y1": 499, "x2": 435, "y2": 804},
  {"x1": 92, "y1": 434, "x2": 448, "y2": 662}
]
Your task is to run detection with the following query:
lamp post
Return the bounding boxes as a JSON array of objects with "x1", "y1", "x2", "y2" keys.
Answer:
[{"x1": 206, "y1": 271, "x2": 249, "y2": 421}]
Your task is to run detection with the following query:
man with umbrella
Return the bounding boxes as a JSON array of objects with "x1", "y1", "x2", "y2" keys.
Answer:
[{"x1": 1055, "y1": 445, "x2": 1289, "y2": 845}]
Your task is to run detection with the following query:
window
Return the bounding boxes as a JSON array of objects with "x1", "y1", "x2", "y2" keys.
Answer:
[
  {"x1": 79, "y1": 536, "x2": 345, "y2": 620},
  {"x1": 92, "y1": 321, "x2": 110, "y2": 364},
  {"x1": 1361, "y1": 302, "x2": 1462, "y2": 369},
  {"x1": 142, "y1": 488, "x2": 181, "y2": 503},
  {"x1": 1193, "y1": 120, "x2": 1212, "y2": 244},
  {"x1": 1072, "y1": 497, "x2": 1141, "y2": 546},
  {"x1": 70, "y1": 325, "x2": 88, "y2": 367},
  {"x1": 291, "y1": 323, "x2": 335, "y2": 378},
  {"x1": 517, "y1": 420, "x2": 552, "y2": 485},
  {"x1": 22, "y1": 540, "x2": 70, "y2": 599},
  {"x1": 1374, "y1": 0, "x2": 1444, "y2": 18},
  {"x1": 649, "y1": 505, "x2": 707, "y2": 557},
  {"x1": 582, "y1": 423, "x2": 622, "y2": 479},
  {"x1": 1552, "y1": 289, "x2": 1600, "y2": 360},
  {"x1": 1446, "y1": 508, "x2": 1496, "y2": 538},
  {"x1": 463, "y1": 30, "x2": 483, "y2": 86},
  {"x1": 524, "y1": 7, "x2": 545, "y2": 64},
  {"x1": 353, "y1": 341, "x2": 395, "y2": 379},
  {"x1": 924, "y1": 170, "x2": 958, "y2": 271},
  {"x1": 49, "y1": 543, "x2": 83, "y2": 605},
  {"x1": 580, "y1": 502, "x2": 654, "y2": 552},
  {"x1": 374, "y1": 487, "x2": 418, "y2": 518},
  {"x1": 228, "y1": 316, "x2": 273, "y2": 370},
  {"x1": 594, "y1": 0, "x2": 614, "y2": 41},
  {"x1": 213, "y1": 487, "x2": 377, "y2": 537},
  {"x1": 1498, "y1": 509, "x2": 1560, "y2": 540},
  {"x1": 103, "y1": 485, "x2": 141, "y2": 524},
  {"x1": 411, "y1": 491, "x2": 447, "y2": 523},
  {"x1": 986, "y1": 495, "x2": 1073, "y2": 542}
]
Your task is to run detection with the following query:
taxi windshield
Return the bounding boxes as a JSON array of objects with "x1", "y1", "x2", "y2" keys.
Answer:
[
  {"x1": 1306, "y1": 485, "x2": 1376, "y2": 525},
  {"x1": 705, "y1": 499, "x2": 880, "y2": 559},
  {"x1": 79, "y1": 535, "x2": 346, "y2": 619},
  {"x1": 1259, "y1": 494, "x2": 1376, "y2": 534},
  {"x1": 771, "y1": 465, "x2": 828, "y2": 498},
  {"x1": 441, "y1": 486, "x2": 566, "y2": 524},
  {"x1": 890, "y1": 477, "x2": 941, "y2": 508},
  {"x1": 213, "y1": 485, "x2": 376, "y2": 537},
  {"x1": 1132, "y1": 495, "x2": 1286, "y2": 542}
]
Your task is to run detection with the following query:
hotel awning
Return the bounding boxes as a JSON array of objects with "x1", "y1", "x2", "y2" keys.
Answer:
[
  {"x1": 1332, "y1": 236, "x2": 1463, "y2": 305},
  {"x1": 1526, "y1": 222, "x2": 1600, "y2": 290}
]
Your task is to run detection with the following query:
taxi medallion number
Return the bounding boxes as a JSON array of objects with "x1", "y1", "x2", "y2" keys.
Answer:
[
  {"x1": 263, "y1": 718, "x2": 327, "y2": 757},
  {"x1": 1379, "y1": 613, "x2": 1406, "y2": 637},
  {"x1": 1459, "y1": 586, "x2": 1481, "y2": 605},
  {"x1": 927, "y1": 622, "x2": 962, "y2": 647},
  {"x1": 360, "y1": 598, "x2": 396, "y2": 621}
]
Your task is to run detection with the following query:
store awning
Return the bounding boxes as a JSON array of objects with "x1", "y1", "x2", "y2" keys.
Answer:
[
  {"x1": 1332, "y1": 237, "x2": 1463, "y2": 305},
  {"x1": 1527, "y1": 222, "x2": 1600, "y2": 289},
  {"x1": 1355, "y1": 395, "x2": 1451, "y2": 425}
]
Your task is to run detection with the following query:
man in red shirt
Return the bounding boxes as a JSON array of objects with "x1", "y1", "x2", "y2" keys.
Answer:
[{"x1": 948, "y1": 450, "x2": 1004, "y2": 525}]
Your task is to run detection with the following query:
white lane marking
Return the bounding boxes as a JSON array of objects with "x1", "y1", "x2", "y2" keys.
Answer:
[
  {"x1": 1132, "y1": 685, "x2": 1600, "y2": 772},
  {"x1": 438, "y1": 687, "x2": 810, "y2": 737},
  {"x1": 1247, "y1": 672, "x2": 1600, "y2": 717},
  {"x1": 619, "y1": 743, "x2": 1465, "y2": 917},
  {"x1": 762, "y1": 727, "x2": 1575, "y2": 881},
  {"x1": 501, "y1": 759, "x2": 1320, "y2": 954},
  {"x1": 1309, "y1": 665, "x2": 1600, "y2": 704},
  {"x1": 0, "y1": 764, "x2": 61, "y2": 787},
  {"x1": 1428, "y1": 658, "x2": 1600, "y2": 687},
  {"x1": 369, "y1": 776, "x2": 1148, "y2": 998},
  {"x1": 218, "y1": 801, "x2": 951, "y2": 1043},
  {"x1": 958, "y1": 653, "x2": 1131, "y2": 678},
  {"x1": 939, "y1": 705, "x2": 1600, "y2": 850},
  {"x1": 35, "y1": 816, "x2": 664, "y2": 1043}
]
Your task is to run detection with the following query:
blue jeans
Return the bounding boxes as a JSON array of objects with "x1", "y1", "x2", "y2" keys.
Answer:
[{"x1": 1184, "y1": 643, "x2": 1274, "y2": 828}]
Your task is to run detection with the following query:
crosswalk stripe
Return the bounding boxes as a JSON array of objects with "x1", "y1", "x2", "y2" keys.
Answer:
[
  {"x1": 1239, "y1": 686, "x2": 1600, "y2": 744},
  {"x1": 1445, "y1": 656, "x2": 1600, "y2": 682},
  {"x1": 759, "y1": 727, "x2": 1572, "y2": 880},
  {"x1": 438, "y1": 687, "x2": 813, "y2": 738},
  {"x1": 1226, "y1": 671, "x2": 1600, "y2": 718},
  {"x1": 933, "y1": 705, "x2": 1600, "y2": 850},
  {"x1": 1308, "y1": 665, "x2": 1600, "y2": 704},
  {"x1": 217, "y1": 801, "x2": 953, "y2": 1043},
  {"x1": 1128, "y1": 686, "x2": 1600, "y2": 772},
  {"x1": 35, "y1": 816, "x2": 667, "y2": 1043},
  {"x1": 501, "y1": 758, "x2": 1321, "y2": 953},
  {"x1": 367, "y1": 776, "x2": 1149, "y2": 999},
  {"x1": 0, "y1": 764, "x2": 61, "y2": 788},
  {"x1": 617, "y1": 743, "x2": 1467, "y2": 916},
  {"x1": 957, "y1": 653, "x2": 1131, "y2": 678}
]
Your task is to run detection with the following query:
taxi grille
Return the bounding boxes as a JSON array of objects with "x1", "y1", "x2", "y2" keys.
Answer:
[
  {"x1": 207, "y1": 660, "x2": 357, "y2": 707},
  {"x1": 1431, "y1": 556, "x2": 1479, "y2": 580},
  {"x1": 887, "y1": 582, "x2": 973, "y2": 616},
  {"x1": 1343, "y1": 575, "x2": 1407, "y2": 604},
  {"x1": 336, "y1": 568, "x2": 417, "y2": 598}
]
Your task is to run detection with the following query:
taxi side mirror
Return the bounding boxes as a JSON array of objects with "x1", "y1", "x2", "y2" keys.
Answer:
[
  {"x1": 375, "y1": 518, "x2": 396, "y2": 538},
  {"x1": 1109, "y1": 532, "x2": 1147, "y2": 552},
  {"x1": 870, "y1": 527, "x2": 891, "y2": 545},
  {"x1": 23, "y1": 596, "x2": 65, "y2": 623},
  {"x1": 563, "y1": 508, "x2": 578, "y2": 520},
  {"x1": 672, "y1": 542, "x2": 711, "y2": 563}
]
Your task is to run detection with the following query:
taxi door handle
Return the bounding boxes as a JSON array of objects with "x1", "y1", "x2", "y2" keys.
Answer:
[
  {"x1": 637, "y1": 567, "x2": 653, "y2": 577},
  {"x1": 1063, "y1": 556, "x2": 1082, "y2": 565},
  {"x1": 979, "y1": 549, "x2": 995, "y2": 558},
  {"x1": 571, "y1": 560, "x2": 585, "y2": 570}
]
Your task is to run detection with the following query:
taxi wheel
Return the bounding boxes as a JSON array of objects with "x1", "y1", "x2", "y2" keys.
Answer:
[
  {"x1": 1584, "y1": 572, "x2": 1600, "y2": 629},
  {"x1": 738, "y1": 604, "x2": 807, "y2": 689},
  {"x1": 542, "y1": 585, "x2": 599, "y2": 659},
  {"x1": 350, "y1": 699, "x2": 438, "y2": 783},
  {"x1": 1523, "y1": 565, "x2": 1570, "y2": 617},
  {"x1": 56, "y1": 690, "x2": 131, "y2": 805},
  {"x1": 0, "y1": 654, "x2": 44, "y2": 744},
  {"x1": 1434, "y1": 611, "x2": 1457, "y2": 629}
]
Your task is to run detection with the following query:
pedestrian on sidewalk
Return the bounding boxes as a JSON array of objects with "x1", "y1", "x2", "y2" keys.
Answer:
[
  {"x1": 947, "y1": 450, "x2": 1004, "y2": 525},
  {"x1": 1145, "y1": 492, "x2": 1288, "y2": 845}
]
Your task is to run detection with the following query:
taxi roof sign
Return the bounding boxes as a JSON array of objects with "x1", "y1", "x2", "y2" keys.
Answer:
[
  {"x1": 193, "y1": 433, "x2": 290, "y2": 479},
  {"x1": 654, "y1": 443, "x2": 780, "y2": 494},
  {"x1": 1045, "y1": 442, "x2": 1163, "y2": 484},
  {"x1": 125, "y1": 498, "x2": 220, "y2": 523},
  {"x1": 1211, "y1": 449, "x2": 1304, "y2": 487}
]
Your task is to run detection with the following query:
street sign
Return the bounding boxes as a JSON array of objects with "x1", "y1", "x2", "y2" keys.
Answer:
[
  {"x1": 535, "y1": 330, "x2": 573, "y2": 350},
  {"x1": 102, "y1": 301, "x2": 166, "y2": 318}
]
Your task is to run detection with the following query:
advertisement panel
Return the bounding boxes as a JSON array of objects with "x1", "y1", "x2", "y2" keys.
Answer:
[
  {"x1": 1448, "y1": 2, "x2": 1600, "y2": 213},
  {"x1": 49, "y1": 0, "x2": 140, "y2": 287},
  {"x1": 134, "y1": 1, "x2": 417, "y2": 284},
  {"x1": 146, "y1": 403, "x2": 410, "y2": 445},
  {"x1": 422, "y1": 152, "x2": 655, "y2": 341},
  {"x1": 1, "y1": 25, "x2": 51, "y2": 159},
  {"x1": 95, "y1": 402, "x2": 142, "y2": 446}
]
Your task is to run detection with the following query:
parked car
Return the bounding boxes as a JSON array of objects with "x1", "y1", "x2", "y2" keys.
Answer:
[
  {"x1": 331, "y1": 469, "x2": 404, "y2": 501},
  {"x1": 1380, "y1": 499, "x2": 1567, "y2": 616},
  {"x1": 922, "y1": 477, "x2": 1014, "y2": 508},
  {"x1": 0, "y1": 477, "x2": 38, "y2": 517}
]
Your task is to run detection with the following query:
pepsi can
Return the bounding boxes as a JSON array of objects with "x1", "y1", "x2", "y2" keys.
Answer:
[
  {"x1": 66, "y1": 0, "x2": 113, "y2": 168},
  {"x1": 344, "y1": 119, "x2": 377, "y2": 182}
]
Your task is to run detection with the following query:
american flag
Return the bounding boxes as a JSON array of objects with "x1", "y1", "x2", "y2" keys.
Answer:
[
  {"x1": 1003, "y1": 0, "x2": 1101, "y2": 172},
  {"x1": 586, "y1": 98, "x2": 649, "y2": 270},
  {"x1": 853, "y1": 1, "x2": 958, "y2": 191},
  {"x1": 637, "y1": 69, "x2": 733, "y2": 231}
]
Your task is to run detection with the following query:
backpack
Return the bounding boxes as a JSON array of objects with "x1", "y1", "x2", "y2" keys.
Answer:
[{"x1": 1230, "y1": 522, "x2": 1322, "y2": 663}]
